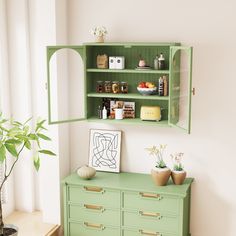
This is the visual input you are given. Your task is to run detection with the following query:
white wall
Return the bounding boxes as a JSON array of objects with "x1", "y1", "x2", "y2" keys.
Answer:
[{"x1": 67, "y1": 1, "x2": 236, "y2": 236}]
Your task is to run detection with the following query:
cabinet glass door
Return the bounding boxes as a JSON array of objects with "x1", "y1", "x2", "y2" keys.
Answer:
[
  {"x1": 47, "y1": 46, "x2": 86, "y2": 124},
  {"x1": 169, "y1": 46, "x2": 193, "y2": 133}
]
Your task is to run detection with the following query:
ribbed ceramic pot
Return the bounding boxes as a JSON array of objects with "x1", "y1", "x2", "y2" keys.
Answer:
[
  {"x1": 3, "y1": 224, "x2": 18, "y2": 236},
  {"x1": 151, "y1": 167, "x2": 171, "y2": 186},
  {"x1": 171, "y1": 170, "x2": 187, "y2": 185}
]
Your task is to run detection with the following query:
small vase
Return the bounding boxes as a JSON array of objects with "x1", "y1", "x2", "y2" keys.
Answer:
[
  {"x1": 151, "y1": 167, "x2": 171, "y2": 186},
  {"x1": 171, "y1": 170, "x2": 186, "y2": 185},
  {"x1": 96, "y1": 35, "x2": 104, "y2": 43}
]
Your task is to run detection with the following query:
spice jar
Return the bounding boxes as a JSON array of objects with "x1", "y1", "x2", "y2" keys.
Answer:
[
  {"x1": 104, "y1": 81, "x2": 112, "y2": 93},
  {"x1": 112, "y1": 81, "x2": 120, "y2": 94},
  {"x1": 96, "y1": 81, "x2": 104, "y2": 93},
  {"x1": 121, "y1": 82, "x2": 128, "y2": 93}
]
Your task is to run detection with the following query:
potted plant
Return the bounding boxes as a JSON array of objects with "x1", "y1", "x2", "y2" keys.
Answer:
[
  {"x1": 146, "y1": 144, "x2": 171, "y2": 186},
  {"x1": 171, "y1": 152, "x2": 186, "y2": 185},
  {"x1": 0, "y1": 114, "x2": 56, "y2": 236},
  {"x1": 90, "y1": 26, "x2": 108, "y2": 43}
]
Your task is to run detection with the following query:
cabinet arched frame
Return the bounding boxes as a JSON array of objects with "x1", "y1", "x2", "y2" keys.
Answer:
[{"x1": 47, "y1": 46, "x2": 86, "y2": 124}]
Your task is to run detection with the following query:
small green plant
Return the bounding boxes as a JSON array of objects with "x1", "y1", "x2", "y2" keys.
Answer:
[
  {"x1": 0, "y1": 113, "x2": 56, "y2": 236},
  {"x1": 171, "y1": 152, "x2": 184, "y2": 171},
  {"x1": 146, "y1": 144, "x2": 167, "y2": 168}
]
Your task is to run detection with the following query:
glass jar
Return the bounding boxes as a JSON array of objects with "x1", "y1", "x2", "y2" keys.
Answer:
[
  {"x1": 104, "y1": 81, "x2": 112, "y2": 93},
  {"x1": 120, "y1": 81, "x2": 128, "y2": 93},
  {"x1": 112, "y1": 81, "x2": 120, "y2": 94},
  {"x1": 96, "y1": 81, "x2": 104, "y2": 93}
]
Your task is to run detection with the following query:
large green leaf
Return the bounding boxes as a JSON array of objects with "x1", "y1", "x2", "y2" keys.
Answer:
[
  {"x1": 38, "y1": 149, "x2": 56, "y2": 156},
  {"x1": 36, "y1": 120, "x2": 47, "y2": 132},
  {"x1": 5, "y1": 143, "x2": 18, "y2": 157},
  {"x1": 5, "y1": 139, "x2": 23, "y2": 145},
  {"x1": 0, "y1": 144, "x2": 6, "y2": 163},
  {"x1": 28, "y1": 133, "x2": 38, "y2": 140},
  {"x1": 37, "y1": 133, "x2": 51, "y2": 141},
  {"x1": 25, "y1": 140, "x2": 31, "y2": 150},
  {"x1": 33, "y1": 153, "x2": 40, "y2": 171}
]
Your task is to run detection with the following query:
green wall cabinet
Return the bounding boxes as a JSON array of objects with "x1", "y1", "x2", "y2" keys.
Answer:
[
  {"x1": 62, "y1": 172, "x2": 193, "y2": 236},
  {"x1": 47, "y1": 43, "x2": 193, "y2": 133}
]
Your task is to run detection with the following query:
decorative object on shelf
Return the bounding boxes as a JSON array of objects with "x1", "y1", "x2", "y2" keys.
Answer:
[
  {"x1": 112, "y1": 81, "x2": 120, "y2": 93},
  {"x1": 96, "y1": 54, "x2": 108, "y2": 69},
  {"x1": 137, "y1": 81, "x2": 157, "y2": 95},
  {"x1": 120, "y1": 81, "x2": 128, "y2": 93},
  {"x1": 110, "y1": 101, "x2": 135, "y2": 119},
  {"x1": 104, "y1": 80, "x2": 112, "y2": 93},
  {"x1": 158, "y1": 76, "x2": 164, "y2": 96},
  {"x1": 146, "y1": 144, "x2": 171, "y2": 186},
  {"x1": 102, "y1": 106, "x2": 107, "y2": 119},
  {"x1": 154, "y1": 55, "x2": 159, "y2": 70},
  {"x1": 97, "y1": 105, "x2": 102, "y2": 119},
  {"x1": 140, "y1": 106, "x2": 161, "y2": 121},
  {"x1": 77, "y1": 165, "x2": 96, "y2": 179},
  {"x1": 0, "y1": 114, "x2": 56, "y2": 236},
  {"x1": 89, "y1": 129, "x2": 122, "y2": 173},
  {"x1": 90, "y1": 26, "x2": 107, "y2": 43},
  {"x1": 123, "y1": 102, "x2": 135, "y2": 118},
  {"x1": 163, "y1": 75, "x2": 168, "y2": 96},
  {"x1": 158, "y1": 53, "x2": 165, "y2": 70},
  {"x1": 96, "y1": 80, "x2": 104, "y2": 93},
  {"x1": 171, "y1": 152, "x2": 186, "y2": 185},
  {"x1": 109, "y1": 56, "x2": 125, "y2": 69},
  {"x1": 115, "y1": 108, "x2": 124, "y2": 120}
]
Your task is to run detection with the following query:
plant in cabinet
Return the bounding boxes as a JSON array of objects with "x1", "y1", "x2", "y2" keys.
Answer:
[
  {"x1": 0, "y1": 114, "x2": 56, "y2": 236},
  {"x1": 146, "y1": 144, "x2": 171, "y2": 186},
  {"x1": 171, "y1": 152, "x2": 186, "y2": 185}
]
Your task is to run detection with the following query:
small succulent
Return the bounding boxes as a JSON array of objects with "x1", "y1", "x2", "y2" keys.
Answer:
[
  {"x1": 146, "y1": 144, "x2": 167, "y2": 168},
  {"x1": 171, "y1": 152, "x2": 184, "y2": 171}
]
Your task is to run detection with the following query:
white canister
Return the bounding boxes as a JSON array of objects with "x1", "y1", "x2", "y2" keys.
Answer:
[{"x1": 115, "y1": 108, "x2": 123, "y2": 120}]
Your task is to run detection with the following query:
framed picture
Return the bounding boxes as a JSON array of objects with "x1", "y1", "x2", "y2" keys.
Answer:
[{"x1": 88, "y1": 129, "x2": 122, "y2": 173}]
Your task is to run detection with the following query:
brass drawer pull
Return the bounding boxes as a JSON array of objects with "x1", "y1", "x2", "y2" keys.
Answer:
[
  {"x1": 84, "y1": 204, "x2": 104, "y2": 211},
  {"x1": 139, "y1": 211, "x2": 160, "y2": 218},
  {"x1": 139, "y1": 229, "x2": 161, "y2": 236},
  {"x1": 84, "y1": 186, "x2": 104, "y2": 193},
  {"x1": 84, "y1": 222, "x2": 105, "y2": 230},
  {"x1": 139, "y1": 192, "x2": 161, "y2": 199}
]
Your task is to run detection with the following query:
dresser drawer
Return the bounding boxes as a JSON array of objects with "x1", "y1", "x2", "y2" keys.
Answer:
[
  {"x1": 122, "y1": 211, "x2": 178, "y2": 234},
  {"x1": 69, "y1": 204, "x2": 120, "y2": 226},
  {"x1": 122, "y1": 228, "x2": 176, "y2": 236},
  {"x1": 69, "y1": 222, "x2": 120, "y2": 236},
  {"x1": 69, "y1": 185, "x2": 120, "y2": 208},
  {"x1": 123, "y1": 191, "x2": 179, "y2": 214}
]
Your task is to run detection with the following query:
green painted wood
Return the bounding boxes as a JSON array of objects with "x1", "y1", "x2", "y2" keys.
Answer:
[
  {"x1": 87, "y1": 93, "x2": 169, "y2": 101},
  {"x1": 63, "y1": 172, "x2": 193, "y2": 198},
  {"x1": 84, "y1": 42, "x2": 181, "y2": 46},
  {"x1": 122, "y1": 228, "x2": 176, "y2": 236},
  {"x1": 69, "y1": 222, "x2": 120, "y2": 236},
  {"x1": 87, "y1": 68, "x2": 170, "y2": 74},
  {"x1": 69, "y1": 204, "x2": 120, "y2": 226},
  {"x1": 122, "y1": 210, "x2": 178, "y2": 234},
  {"x1": 63, "y1": 183, "x2": 69, "y2": 236}
]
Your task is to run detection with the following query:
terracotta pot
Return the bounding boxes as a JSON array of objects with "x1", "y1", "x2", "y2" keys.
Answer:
[
  {"x1": 171, "y1": 170, "x2": 187, "y2": 185},
  {"x1": 96, "y1": 36, "x2": 104, "y2": 43},
  {"x1": 151, "y1": 167, "x2": 171, "y2": 186}
]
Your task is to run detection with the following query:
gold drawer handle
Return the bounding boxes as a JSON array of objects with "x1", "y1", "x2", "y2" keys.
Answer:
[
  {"x1": 139, "y1": 211, "x2": 160, "y2": 218},
  {"x1": 139, "y1": 192, "x2": 161, "y2": 199},
  {"x1": 84, "y1": 186, "x2": 104, "y2": 193},
  {"x1": 139, "y1": 229, "x2": 161, "y2": 236},
  {"x1": 84, "y1": 204, "x2": 104, "y2": 211},
  {"x1": 84, "y1": 222, "x2": 105, "y2": 230}
]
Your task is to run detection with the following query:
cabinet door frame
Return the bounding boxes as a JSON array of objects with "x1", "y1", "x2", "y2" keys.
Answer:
[
  {"x1": 169, "y1": 46, "x2": 193, "y2": 133},
  {"x1": 47, "y1": 45, "x2": 86, "y2": 124}
]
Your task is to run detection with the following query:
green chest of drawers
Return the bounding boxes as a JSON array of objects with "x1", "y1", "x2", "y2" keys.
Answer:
[{"x1": 62, "y1": 172, "x2": 193, "y2": 236}]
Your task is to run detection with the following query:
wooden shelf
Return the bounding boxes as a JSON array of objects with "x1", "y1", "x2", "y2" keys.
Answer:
[
  {"x1": 87, "y1": 93, "x2": 169, "y2": 100},
  {"x1": 87, "y1": 117, "x2": 169, "y2": 126},
  {"x1": 87, "y1": 68, "x2": 169, "y2": 74}
]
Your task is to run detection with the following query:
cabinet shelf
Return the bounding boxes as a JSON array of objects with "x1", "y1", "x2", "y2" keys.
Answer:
[
  {"x1": 87, "y1": 93, "x2": 169, "y2": 100},
  {"x1": 87, "y1": 117, "x2": 169, "y2": 126},
  {"x1": 87, "y1": 68, "x2": 170, "y2": 74}
]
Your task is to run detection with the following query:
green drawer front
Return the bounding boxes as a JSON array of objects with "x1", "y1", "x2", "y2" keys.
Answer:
[
  {"x1": 123, "y1": 211, "x2": 178, "y2": 234},
  {"x1": 69, "y1": 204, "x2": 120, "y2": 226},
  {"x1": 69, "y1": 222, "x2": 120, "y2": 236},
  {"x1": 122, "y1": 228, "x2": 176, "y2": 236},
  {"x1": 69, "y1": 185, "x2": 120, "y2": 208},
  {"x1": 123, "y1": 191, "x2": 179, "y2": 214}
]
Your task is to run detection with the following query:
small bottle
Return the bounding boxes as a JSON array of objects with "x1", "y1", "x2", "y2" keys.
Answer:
[
  {"x1": 112, "y1": 81, "x2": 120, "y2": 94},
  {"x1": 102, "y1": 106, "x2": 107, "y2": 119},
  {"x1": 121, "y1": 82, "x2": 128, "y2": 93},
  {"x1": 97, "y1": 106, "x2": 102, "y2": 119},
  {"x1": 154, "y1": 55, "x2": 159, "y2": 70},
  {"x1": 158, "y1": 77, "x2": 164, "y2": 96},
  {"x1": 158, "y1": 53, "x2": 165, "y2": 70}
]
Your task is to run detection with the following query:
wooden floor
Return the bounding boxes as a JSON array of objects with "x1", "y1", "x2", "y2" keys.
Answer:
[{"x1": 4, "y1": 211, "x2": 60, "y2": 236}]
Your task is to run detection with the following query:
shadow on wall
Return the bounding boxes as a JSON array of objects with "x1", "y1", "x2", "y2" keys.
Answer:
[{"x1": 191, "y1": 176, "x2": 231, "y2": 236}]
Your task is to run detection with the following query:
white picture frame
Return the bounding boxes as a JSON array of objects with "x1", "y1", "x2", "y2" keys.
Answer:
[{"x1": 88, "y1": 129, "x2": 122, "y2": 173}]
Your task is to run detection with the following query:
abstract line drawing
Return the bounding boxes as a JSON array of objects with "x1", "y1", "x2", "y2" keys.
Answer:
[{"x1": 89, "y1": 129, "x2": 121, "y2": 172}]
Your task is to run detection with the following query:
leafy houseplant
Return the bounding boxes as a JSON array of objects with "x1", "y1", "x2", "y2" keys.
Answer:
[
  {"x1": 90, "y1": 26, "x2": 107, "y2": 43},
  {"x1": 146, "y1": 145, "x2": 171, "y2": 186},
  {"x1": 0, "y1": 114, "x2": 56, "y2": 236},
  {"x1": 171, "y1": 152, "x2": 186, "y2": 185}
]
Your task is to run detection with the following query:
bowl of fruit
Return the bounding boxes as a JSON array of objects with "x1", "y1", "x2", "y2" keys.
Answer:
[{"x1": 137, "y1": 82, "x2": 157, "y2": 95}]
